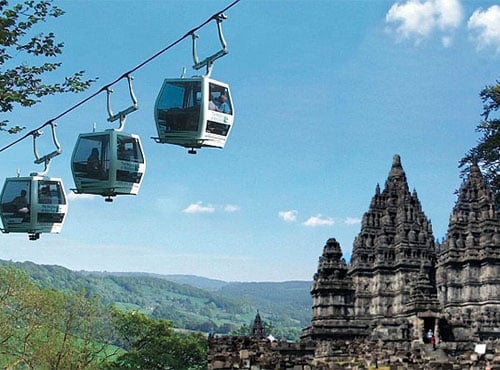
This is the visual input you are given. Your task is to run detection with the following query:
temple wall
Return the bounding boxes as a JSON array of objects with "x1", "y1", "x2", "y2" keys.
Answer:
[{"x1": 209, "y1": 336, "x2": 500, "y2": 369}]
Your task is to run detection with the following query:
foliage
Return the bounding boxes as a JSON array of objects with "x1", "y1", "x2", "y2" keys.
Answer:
[
  {"x1": 0, "y1": 0, "x2": 95, "y2": 133},
  {"x1": 0, "y1": 265, "x2": 215, "y2": 368},
  {"x1": 230, "y1": 323, "x2": 251, "y2": 336},
  {"x1": 107, "y1": 308, "x2": 207, "y2": 370},
  {"x1": 460, "y1": 80, "x2": 500, "y2": 207},
  {"x1": 0, "y1": 266, "x2": 117, "y2": 368}
]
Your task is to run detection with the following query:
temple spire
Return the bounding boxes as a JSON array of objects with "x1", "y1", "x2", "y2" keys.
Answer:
[
  {"x1": 389, "y1": 154, "x2": 405, "y2": 179},
  {"x1": 250, "y1": 310, "x2": 266, "y2": 339}
]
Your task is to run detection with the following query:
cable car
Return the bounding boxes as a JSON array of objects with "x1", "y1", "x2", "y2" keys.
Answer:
[
  {"x1": 71, "y1": 129, "x2": 146, "y2": 201},
  {"x1": 153, "y1": 76, "x2": 234, "y2": 153},
  {"x1": 0, "y1": 175, "x2": 67, "y2": 240}
]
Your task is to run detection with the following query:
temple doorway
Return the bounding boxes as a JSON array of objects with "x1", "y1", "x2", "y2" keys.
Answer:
[{"x1": 422, "y1": 318, "x2": 435, "y2": 343}]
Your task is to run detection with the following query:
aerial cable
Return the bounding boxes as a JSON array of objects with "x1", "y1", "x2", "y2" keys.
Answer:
[{"x1": 0, "y1": 0, "x2": 241, "y2": 154}]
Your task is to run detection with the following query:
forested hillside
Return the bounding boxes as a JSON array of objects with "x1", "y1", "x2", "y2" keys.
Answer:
[{"x1": 0, "y1": 260, "x2": 312, "y2": 340}]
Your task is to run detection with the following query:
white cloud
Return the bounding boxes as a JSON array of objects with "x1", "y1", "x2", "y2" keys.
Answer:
[
  {"x1": 66, "y1": 192, "x2": 98, "y2": 201},
  {"x1": 345, "y1": 217, "x2": 361, "y2": 225},
  {"x1": 182, "y1": 201, "x2": 215, "y2": 214},
  {"x1": 224, "y1": 204, "x2": 240, "y2": 213},
  {"x1": 182, "y1": 202, "x2": 240, "y2": 214},
  {"x1": 302, "y1": 214, "x2": 335, "y2": 227},
  {"x1": 386, "y1": 0, "x2": 463, "y2": 46},
  {"x1": 278, "y1": 210, "x2": 298, "y2": 222},
  {"x1": 468, "y1": 5, "x2": 500, "y2": 53}
]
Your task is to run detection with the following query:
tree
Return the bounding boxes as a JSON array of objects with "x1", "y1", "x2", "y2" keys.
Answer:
[
  {"x1": 0, "y1": 266, "x2": 116, "y2": 368},
  {"x1": 0, "y1": 0, "x2": 95, "y2": 133},
  {"x1": 460, "y1": 80, "x2": 500, "y2": 207},
  {"x1": 107, "y1": 308, "x2": 208, "y2": 370},
  {"x1": 229, "y1": 323, "x2": 250, "y2": 336}
]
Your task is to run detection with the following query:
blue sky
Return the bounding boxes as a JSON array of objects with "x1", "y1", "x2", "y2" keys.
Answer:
[{"x1": 0, "y1": 0, "x2": 499, "y2": 281}]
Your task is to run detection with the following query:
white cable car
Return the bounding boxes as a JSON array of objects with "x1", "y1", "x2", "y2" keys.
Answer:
[
  {"x1": 0, "y1": 175, "x2": 67, "y2": 240},
  {"x1": 0, "y1": 123, "x2": 67, "y2": 240},
  {"x1": 153, "y1": 13, "x2": 234, "y2": 154},
  {"x1": 71, "y1": 75, "x2": 146, "y2": 202},
  {"x1": 71, "y1": 129, "x2": 145, "y2": 201},
  {"x1": 153, "y1": 76, "x2": 234, "y2": 153}
]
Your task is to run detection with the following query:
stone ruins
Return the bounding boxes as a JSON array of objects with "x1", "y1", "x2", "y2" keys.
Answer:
[{"x1": 209, "y1": 155, "x2": 500, "y2": 369}]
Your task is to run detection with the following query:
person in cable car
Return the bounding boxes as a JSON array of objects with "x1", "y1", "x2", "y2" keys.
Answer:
[
  {"x1": 86, "y1": 148, "x2": 102, "y2": 178},
  {"x1": 38, "y1": 186, "x2": 52, "y2": 204},
  {"x1": 11, "y1": 190, "x2": 29, "y2": 215},
  {"x1": 217, "y1": 94, "x2": 231, "y2": 113}
]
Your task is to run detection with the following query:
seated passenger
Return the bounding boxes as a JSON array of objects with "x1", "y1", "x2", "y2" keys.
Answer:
[
  {"x1": 86, "y1": 148, "x2": 101, "y2": 176},
  {"x1": 217, "y1": 94, "x2": 231, "y2": 114},
  {"x1": 117, "y1": 143, "x2": 130, "y2": 161},
  {"x1": 38, "y1": 186, "x2": 52, "y2": 204},
  {"x1": 11, "y1": 189, "x2": 29, "y2": 214}
]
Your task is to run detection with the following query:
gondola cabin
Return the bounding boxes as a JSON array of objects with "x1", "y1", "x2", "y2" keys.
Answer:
[
  {"x1": 154, "y1": 76, "x2": 234, "y2": 152},
  {"x1": 71, "y1": 129, "x2": 146, "y2": 201},
  {"x1": 0, "y1": 175, "x2": 67, "y2": 240}
]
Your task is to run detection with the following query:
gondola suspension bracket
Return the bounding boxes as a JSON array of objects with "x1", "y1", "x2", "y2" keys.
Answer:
[
  {"x1": 106, "y1": 74, "x2": 138, "y2": 131},
  {"x1": 31, "y1": 122, "x2": 62, "y2": 176},
  {"x1": 192, "y1": 13, "x2": 228, "y2": 76}
]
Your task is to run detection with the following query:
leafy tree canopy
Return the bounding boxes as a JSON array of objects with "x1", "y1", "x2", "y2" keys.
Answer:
[
  {"x1": 460, "y1": 80, "x2": 500, "y2": 207},
  {"x1": 0, "y1": 266, "x2": 116, "y2": 368},
  {"x1": 107, "y1": 308, "x2": 208, "y2": 370},
  {"x1": 0, "y1": 0, "x2": 95, "y2": 133}
]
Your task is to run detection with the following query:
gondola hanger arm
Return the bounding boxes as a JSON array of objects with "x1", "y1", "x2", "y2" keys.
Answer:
[
  {"x1": 192, "y1": 13, "x2": 229, "y2": 76},
  {"x1": 107, "y1": 74, "x2": 138, "y2": 131},
  {"x1": 31, "y1": 121, "x2": 62, "y2": 176}
]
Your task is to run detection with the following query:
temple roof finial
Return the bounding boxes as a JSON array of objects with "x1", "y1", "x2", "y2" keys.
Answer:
[
  {"x1": 392, "y1": 154, "x2": 401, "y2": 167},
  {"x1": 388, "y1": 154, "x2": 406, "y2": 180}
]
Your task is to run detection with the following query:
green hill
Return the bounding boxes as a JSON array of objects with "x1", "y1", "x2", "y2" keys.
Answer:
[{"x1": 0, "y1": 260, "x2": 312, "y2": 340}]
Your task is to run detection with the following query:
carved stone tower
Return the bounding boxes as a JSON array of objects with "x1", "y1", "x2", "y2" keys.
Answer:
[
  {"x1": 250, "y1": 311, "x2": 267, "y2": 339},
  {"x1": 436, "y1": 162, "x2": 500, "y2": 341},
  {"x1": 301, "y1": 238, "x2": 362, "y2": 341},
  {"x1": 348, "y1": 154, "x2": 438, "y2": 340}
]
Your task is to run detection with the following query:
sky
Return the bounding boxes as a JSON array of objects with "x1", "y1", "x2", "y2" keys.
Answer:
[{"x1": 0, "y1": 0, "x2": 499, "y2": 282}]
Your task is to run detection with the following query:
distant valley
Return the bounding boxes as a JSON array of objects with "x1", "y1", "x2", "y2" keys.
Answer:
[{"x1": 0, "y1": 260, "x2": 312, "y2": 340}]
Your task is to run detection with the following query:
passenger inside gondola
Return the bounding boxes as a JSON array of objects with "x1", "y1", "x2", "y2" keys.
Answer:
[
  {"x1": 86, "y1": 148, "x2": 101, "y2": 177},
  {"x1": 11, "y1": 190, "x2": 29, "y2": 214},
  {"x1": 38, "y1": 186, "x2": 52, "y2": 204},
  {"x1": 208, "y1": 83, "x2": 232, "y2": 114},
  {"x1": 217, "y1": 94, "x2": 231, "y2": 113},
  {"x1": 117, "y1": 143, "x2": 129, "y2": 161}
]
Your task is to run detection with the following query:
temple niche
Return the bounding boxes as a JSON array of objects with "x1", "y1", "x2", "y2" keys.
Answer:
[{"x1": 302, "y1": 155, "x2": 499, "y2": 350}]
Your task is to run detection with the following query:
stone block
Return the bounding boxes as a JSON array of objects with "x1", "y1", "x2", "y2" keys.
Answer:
[
  {"x1": 389, "y1": 355, "x2": 399, "y2": 363},
  {"x1": 212, "y1": 360, "x2": 226, "y2": 369}
]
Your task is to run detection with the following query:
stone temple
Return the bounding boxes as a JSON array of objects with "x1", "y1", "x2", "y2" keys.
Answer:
[
  {"x1": 301, "y1": 155, "x2": 499, "y2": 354},
  {"x1": 209, "y1": 155, "x2": 500, "y2": 369}
]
